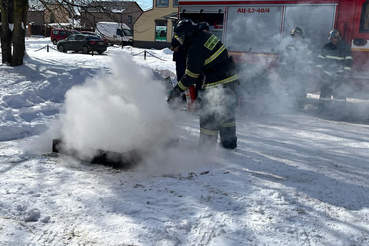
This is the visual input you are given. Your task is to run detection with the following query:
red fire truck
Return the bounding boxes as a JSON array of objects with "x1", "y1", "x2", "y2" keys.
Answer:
[{"x1": 178, "y1": 0, "x2": 369, "y2": 98}]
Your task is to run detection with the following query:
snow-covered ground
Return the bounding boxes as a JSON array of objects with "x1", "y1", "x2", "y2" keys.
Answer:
[{"x1": 0, "y1": 37, "x2": 368, "y2": 246}]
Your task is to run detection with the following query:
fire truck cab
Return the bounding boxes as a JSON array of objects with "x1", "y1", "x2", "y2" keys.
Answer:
[{"x1": 178, "y1": 0, "x2": 369, "y2": 98}]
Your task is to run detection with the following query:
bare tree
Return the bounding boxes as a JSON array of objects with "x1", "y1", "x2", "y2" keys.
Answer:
[
  {"x1": 0, "y1": 0, "x2": 28, "y2": 66},
  {"x1": 12, "y1": 0, "x2": 29, "y2": 66},
  {"x1": 1, "y1": 0, "x2": 13, "y2": 64}
]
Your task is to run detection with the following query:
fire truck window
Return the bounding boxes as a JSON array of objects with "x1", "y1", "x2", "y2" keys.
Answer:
[
  {"x1": 283, "y1": 5, "x2": 336, "y2": 52},
  {"x1": 179, "y1": 13, "x2": 224, "y2": 40},
  {"x1": 225, "y1": 7, "x2": 282, "y2": 53},
  {"x1": 360, "y1": 1, "x2": 369, "y2": 33},
  {"x1": 180, "y1": 13, "x2": 223, "y2": 27}
]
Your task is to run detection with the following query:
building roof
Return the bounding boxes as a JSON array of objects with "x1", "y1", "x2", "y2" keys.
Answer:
[
  {"x1": 161, "y1": 12, "x2": 178, "y2": 20},
  {"x1": 28, "y1": 0, "x2": 46, "y2": 11},
  {"x1": 28, "y1": 1, "x2": 69, "y2": 12},
  {"x1": 81, "y1": 1, "x2": 142, "y2": 13}
]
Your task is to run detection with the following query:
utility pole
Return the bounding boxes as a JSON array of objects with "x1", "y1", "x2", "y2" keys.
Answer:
[
  {"x1": 121, "y1": 12, "x2": 123, "y2": 48},
  {"x1": 71, "y1": 0, "x2": 75, "y2": 29}
]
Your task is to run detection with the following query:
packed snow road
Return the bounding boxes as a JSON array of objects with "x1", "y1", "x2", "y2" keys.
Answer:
[
  {"x1": 0, "y1": 38, "x2": 368, "y2": 246},
  {"x1": 1, "y1": 113, "x2": 369, "y2": 246}
]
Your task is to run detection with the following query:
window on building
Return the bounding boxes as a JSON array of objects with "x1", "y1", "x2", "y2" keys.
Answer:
[
  {"x1": 156, "y1": 0, "x2": 169, "y2": 8},
  {"x1": 128, "y1": 15, "x2": 132, "y2": 24},
  {"x1": 50, "y1": 13, "x2": 55, "y2": 23},
  {"x1": 155, "y1": 21, "x2": 167, "y2": 42},
  {"x1": 173, "y1": 0, "x2": 178, "y2": 7},
  {"x1": 360, "y1": 1, "x2": 369, "y2": 33}
]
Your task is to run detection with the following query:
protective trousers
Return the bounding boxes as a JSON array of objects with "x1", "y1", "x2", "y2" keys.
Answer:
[
  {"x1": 198, "y1": 84, "x2": 238, "y2": 149},
  {"x1": 176, "y1": 60, "x2": 186, "y2": 82},
  {"x1": 319, "y1": 74, "x2": 346, "y2": 112}
]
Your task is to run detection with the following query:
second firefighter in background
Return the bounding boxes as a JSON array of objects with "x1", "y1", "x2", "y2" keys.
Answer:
[
  {"x1": 316, "y1": 29, "x2": 353, "y2": 112},
  {"x1": 279, "y1": 27, "x2": 313, "y2": 109},
  {"x1": 168, "y1": 19, "x2": 239, "y2": 149}
]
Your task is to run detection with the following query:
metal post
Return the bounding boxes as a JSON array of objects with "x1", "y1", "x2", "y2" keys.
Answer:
[
  {"x1": 72, "y1": 0, "x2": 75, "y2": 29},
  {"x1": 121, "y1": 13, "x2": 124, "y2": 49},
  {"x1": 47, "y1": 44, "x2": 49, "y2": 52},
  {"x1": 144, "y1": 50, "x2": 146, "y2": 60}
]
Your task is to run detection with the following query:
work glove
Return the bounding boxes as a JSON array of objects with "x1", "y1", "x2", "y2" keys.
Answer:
[{"x1": 167, "y1": 85, "x2": 183, "y2": 102}]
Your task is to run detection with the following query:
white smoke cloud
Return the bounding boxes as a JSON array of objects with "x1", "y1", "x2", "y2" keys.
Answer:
[
  {"x1": 59, "y1": 53, "x2": 177, "y2": 159},
  {"x1": 26, "y1": 52, "x2": 211, "y2": 174},
  {"x1": 201, "y1": 86, "x2": 235, "y2": 117}
]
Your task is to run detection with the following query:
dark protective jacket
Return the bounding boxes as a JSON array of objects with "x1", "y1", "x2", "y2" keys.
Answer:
[
  {"x1": 171, "y1": 37, "x2": 186, "y2": 63},
  {"x1": 316, "y1": 40, "x2": 353, "y2": 76},
  {"x1": 176, "y1": 31, "x2": 238, "y2": 91}
]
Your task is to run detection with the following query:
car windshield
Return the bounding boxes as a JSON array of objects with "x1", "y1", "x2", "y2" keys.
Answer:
[{"x1": 123, "y1": 29, "x2": 133, "y2": 36}]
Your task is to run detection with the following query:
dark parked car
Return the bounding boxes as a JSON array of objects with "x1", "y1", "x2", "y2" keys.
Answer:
[{"x1": 57, "y1": 34, "x2": 108, "y2": 54}]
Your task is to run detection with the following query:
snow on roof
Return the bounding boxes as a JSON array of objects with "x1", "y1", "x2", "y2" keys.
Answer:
[
  {"x1": 111, "y1": 8, "x2": 126, "y2": 13},
  {"x1": 28, "y1": 0, "x2": 46, "y2": 11},
  {"x1": 46, "y1": 23, "x2": 73, "y2": 28},
  {"x1": 44, "y1": 21, "x2": 80, "y2": 29},
  {"x1": 82, "y1": 1, "x2": 133, "y2": 13}
]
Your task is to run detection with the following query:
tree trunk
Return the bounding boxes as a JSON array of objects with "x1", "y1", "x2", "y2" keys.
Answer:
[
  {"x1": 11, "y1": 0, "x2": 28, "y2": 66},
  {"x1": 1, "y1": 0, "x2": 13, "y2": 64}
]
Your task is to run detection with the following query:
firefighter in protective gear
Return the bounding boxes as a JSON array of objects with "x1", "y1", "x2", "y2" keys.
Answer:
[
  {"x1": 316, "y1": 29, "x2": 353, "y2": 112},
  {"x1": 280, "y1": 27, "x2": 313, "y2": 109},
  {"x1": 168, "y1": 18, "x2": 239, "y2": 149}
]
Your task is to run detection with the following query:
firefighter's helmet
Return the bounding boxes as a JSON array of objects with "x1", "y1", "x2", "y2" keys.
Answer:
[
  {"x1": 328, "y1": 29, "x2": 341, "y2": 40},
  {"x1": 291, "y1": 27, "x2": 304, "y2": 38},
  {"x1": 174, "y1": 19, "x2": 197, "y2": 45}
]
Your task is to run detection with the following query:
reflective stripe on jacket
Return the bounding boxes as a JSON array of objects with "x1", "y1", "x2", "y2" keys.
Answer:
[{"x1": 315, "y1": 40, "x2": 353, "y2": 76}]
